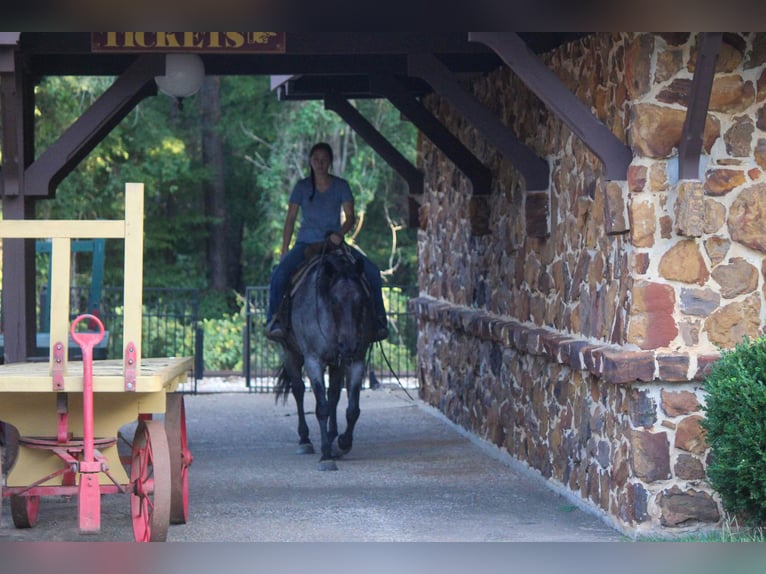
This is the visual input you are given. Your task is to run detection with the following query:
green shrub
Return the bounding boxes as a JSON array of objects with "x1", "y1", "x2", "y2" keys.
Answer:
[
  {"x1": 202, "y1": 312, "x2": 244, "y2": 371},
  {"x1": 701, "y1": 336, "x2": 766, "y2": 526}
]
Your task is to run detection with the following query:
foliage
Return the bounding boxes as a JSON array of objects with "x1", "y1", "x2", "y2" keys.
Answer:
[
  {"x1": 701, "y1": 336, "x2": 766, "y2": 526},
  {"x1": 33, "y1": 76, "x2": 211, "y2": 289},
  {"x1": 202, "y1": 312, "x2": 244, "y2": 371}
]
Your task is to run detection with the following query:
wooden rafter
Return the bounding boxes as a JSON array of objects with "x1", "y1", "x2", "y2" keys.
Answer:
[
  {"x1": 408, "y1": 53, "x2": 549, "y2": 191},
  {"x1": 24, "y1": 54, "x2": 162, "y2": 198},
  {"x1": 324, "y1": 94, "x2": 424, "y2": 227},
  {"x1": 371, "y1": 74, "x2": 492, "y2": 196},
  {"x1": 469, "y1": 32, "x2": 632, "y2": 181},
  {"x1": 678, "y1": 33, "x2": 722, "y2": 180}
]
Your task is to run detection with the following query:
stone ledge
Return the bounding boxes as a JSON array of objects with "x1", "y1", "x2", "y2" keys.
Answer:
[{"x1": 410, "y1": 296, "x2": 716, "y2": 384}]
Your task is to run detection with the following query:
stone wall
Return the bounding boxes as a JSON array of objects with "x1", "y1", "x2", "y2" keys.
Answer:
[{"x1": 412, "y1": 32, "x2": 766, "y2": 536}]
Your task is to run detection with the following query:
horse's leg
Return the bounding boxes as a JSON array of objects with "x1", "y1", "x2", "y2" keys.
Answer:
[
  {"x1": 337, "y1": 361, "x2": 365, "y2": 454},
  {"x1": 305, "y1": 358, "x2": 336, "y2": 471},
  {"x1": 285, "y1": 352, "x2": 313, "y2": 454},
  {"x1": 327, "y1": 364, "x2": 343, "y2": 450}
]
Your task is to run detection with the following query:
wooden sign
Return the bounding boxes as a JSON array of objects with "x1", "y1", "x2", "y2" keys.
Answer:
[{"x1": 91, "y1": 32, "x2": 285, "y2": 53}]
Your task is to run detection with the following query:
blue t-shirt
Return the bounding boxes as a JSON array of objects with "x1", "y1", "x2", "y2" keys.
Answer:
[{"x1": 289, "y1": 176, "x2": 353, "y2": 244}]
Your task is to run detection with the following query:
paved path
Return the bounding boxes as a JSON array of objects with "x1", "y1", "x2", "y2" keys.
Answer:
[{"x1": 1, "y1": 387, "x2": 624, "y2": 542}]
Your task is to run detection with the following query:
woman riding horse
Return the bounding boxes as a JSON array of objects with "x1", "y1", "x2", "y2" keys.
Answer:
[{"x1": 265, "y1": 142, "x2": 388, "y2": 342}]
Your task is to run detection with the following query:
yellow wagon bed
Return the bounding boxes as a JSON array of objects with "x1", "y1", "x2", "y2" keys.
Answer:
[{"x1": 0, "y1": 183, "x2": 192, "y2": 541}]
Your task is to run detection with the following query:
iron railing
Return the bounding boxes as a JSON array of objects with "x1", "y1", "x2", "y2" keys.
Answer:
[
  {"x1": 1, "y1": 286, "x2": 202, "y2": 384},
  {"x1": 244, "y1": 284, "x2": 418, "y2": 392},
  {"x1": 99, "y1": 286, "x2": 202, "y2": 376}
]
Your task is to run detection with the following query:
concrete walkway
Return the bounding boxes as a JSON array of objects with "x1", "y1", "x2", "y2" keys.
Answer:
[{"x1": 0, "y1": 387, "x2": 624, "y2": 542}]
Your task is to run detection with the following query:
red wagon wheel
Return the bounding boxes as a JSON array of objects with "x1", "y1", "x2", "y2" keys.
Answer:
[
  {"x1": 130, "y1": 419, "x2": 171, "y2": 542},
  {"x1": 165, "y1": 393, "x2": 192, "y2": 524},
  {"x1": 10, "y1": 495, "x2": 40, "y2": 528}
]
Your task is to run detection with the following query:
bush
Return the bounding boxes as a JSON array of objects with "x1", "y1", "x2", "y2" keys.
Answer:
[
  {"x1": 702, "y1": 336, "x2": 766, "y2": 526},
  {"x1": 202, "y1": 312, "x2": 244, "y2": 371}
]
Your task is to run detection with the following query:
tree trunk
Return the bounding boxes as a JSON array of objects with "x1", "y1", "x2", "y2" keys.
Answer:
[{"x1": 200, "y1": 76, "x2": 228, "y2": 292}]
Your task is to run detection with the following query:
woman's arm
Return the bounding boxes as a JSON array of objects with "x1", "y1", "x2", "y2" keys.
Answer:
[
  {"x1": 331, "y1": 200, "x2": 356, "y2": 245},
  {"x1": 281, "y1": 203, "x2": 299, "y2": 258}
]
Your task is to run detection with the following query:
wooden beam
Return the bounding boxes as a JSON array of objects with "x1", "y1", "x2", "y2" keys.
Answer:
[
  {"x1": 469, "y1": 32, "x2": 632, "y2": 181},
  {"x1": 371, "y1": 74, "x2": 492, "y2": 196},
  {"x1": 408, "y1": 53, "x2": 549, "y2": 191},
  {"x1": 1, "y1": 50, "x2": 38, "y2": 362},
  {"x1": 0, "y1": 220, "x2": 126, "y2": 238},
  {"x1": 1, "y1": 199, "x2": 37, "y2": 363},
  {"x1": 24, "y1": 54, "x2": 162, "y2": 197},
  {"x1": 678, "y1": 33, "x2": 722, "y2": 180}
]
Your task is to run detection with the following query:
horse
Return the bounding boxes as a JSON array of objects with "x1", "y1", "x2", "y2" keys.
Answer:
[{"x1": 274, "y1": 244, "x2": 376, "y2": 471}]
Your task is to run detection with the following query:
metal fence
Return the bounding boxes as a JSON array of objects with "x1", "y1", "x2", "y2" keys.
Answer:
[
  {"x1": 99, "y1": 287, "x2": 202, "y2": 377},
  {"x1": 244, "y1": 284, "x2": 418, "y2": 392},
  {"x1": 0, "y1": 287, "x2": 205, "y2": 392},
  {"x1": 2, "y1": 286, "x2": 202, "y2": 381}
]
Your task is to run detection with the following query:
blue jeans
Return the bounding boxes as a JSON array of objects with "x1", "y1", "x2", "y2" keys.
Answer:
[{"x1": 267, "y1": 242, "x2": 386, "y2": 326}]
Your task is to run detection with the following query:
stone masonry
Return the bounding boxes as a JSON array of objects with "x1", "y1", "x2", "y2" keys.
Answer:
[{"x1": 411, "y1": 33, "x2": 766, "y2": 537}]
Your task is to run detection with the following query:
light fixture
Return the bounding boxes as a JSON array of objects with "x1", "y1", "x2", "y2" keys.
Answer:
[{"x1": 155, "y1": 53, "x2": 205, "y2": 99}]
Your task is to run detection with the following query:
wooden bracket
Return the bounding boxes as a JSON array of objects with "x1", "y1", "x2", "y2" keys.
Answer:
[
  {"x1": 324, "y1": 93, "x2": 424, "y2": 227},
  {"x1": 678, "y1": 33, "x2": 722, "y2": 180},
  {"x1": 408, "y1": 53, "x2": 549, "y2": 191},
  {"x1": 371, "y1": 73, "x2": 492, "y2": 196},
  {"x1": 468, "y1": 32, "x2": 632, "y2": 181}
]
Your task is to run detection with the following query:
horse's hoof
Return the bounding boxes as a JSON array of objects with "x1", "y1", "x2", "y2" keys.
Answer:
[
  {"x1": 330, "y1": 447, "x2": 347, "y2": 459},
  {"x1": 296, "y1": 443, "x2": 315, "y2": 455},
  {"x1": 337, "y1": 435, "x2": 352, "y2": 453},
  {"x1": 318, "y1": 459, "x2": 338, "y2": 471}
]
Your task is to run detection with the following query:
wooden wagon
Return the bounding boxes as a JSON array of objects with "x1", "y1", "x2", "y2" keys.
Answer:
[{"x1": 0, "y1": 183, "x2": 193, "y2": 541}]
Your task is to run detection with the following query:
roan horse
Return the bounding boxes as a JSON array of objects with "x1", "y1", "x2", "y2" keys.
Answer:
[{"x1": 275, "y1": 244, "x2": 375, "y2": 470}]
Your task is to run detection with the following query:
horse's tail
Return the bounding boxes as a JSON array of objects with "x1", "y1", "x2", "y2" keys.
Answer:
[{"x1": 274, "y1": 365, "x2": 292, "y2": 404}]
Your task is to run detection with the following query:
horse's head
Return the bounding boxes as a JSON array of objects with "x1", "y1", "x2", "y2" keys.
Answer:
[{"x1": 322, "y1": 255, "x2": 370, "y2": 360}]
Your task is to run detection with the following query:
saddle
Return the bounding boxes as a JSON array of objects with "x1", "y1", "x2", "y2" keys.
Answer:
[{"x1": 278, "y1": 241, "x2": 372, "y2": 331}]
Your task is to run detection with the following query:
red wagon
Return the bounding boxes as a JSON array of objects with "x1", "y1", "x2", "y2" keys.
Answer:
[{"x1": 0, "y1": 183, "x2": 193, "y2": 541}]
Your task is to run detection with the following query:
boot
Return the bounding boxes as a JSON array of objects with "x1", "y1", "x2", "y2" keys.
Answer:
[
  {"x1": 372, "y1": 318, "x2": 389, "y2": 342},
  {"x1": 265, "y1": 317, "x2": 285, "y2": 341}
]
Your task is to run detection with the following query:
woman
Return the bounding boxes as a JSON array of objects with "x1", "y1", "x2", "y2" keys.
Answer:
[{"x1": 265, "y1": 142, "x2": 389, "y2": 342}]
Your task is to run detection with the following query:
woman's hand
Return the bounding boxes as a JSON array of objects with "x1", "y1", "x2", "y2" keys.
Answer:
[{"x1": 329, "y1": 232, "x2": 343, "y2": 245}]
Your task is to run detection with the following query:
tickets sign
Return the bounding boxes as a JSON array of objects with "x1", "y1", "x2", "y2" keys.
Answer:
[{"x1": 91, "y1": 32, "x2": 285, "y2": 53}]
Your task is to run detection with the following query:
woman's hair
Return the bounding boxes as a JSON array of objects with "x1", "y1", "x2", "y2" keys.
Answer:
[{"x1": 309, "y1": 142, "x2": 333, "y2": 202}]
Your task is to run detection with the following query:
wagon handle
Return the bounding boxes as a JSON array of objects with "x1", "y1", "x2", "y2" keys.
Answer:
[
  {"x1": 70, "y1": 313, "x2": 107, "y2": 533},
  {"x1": 70, "y1": 313, "x2": 105, "y2": 465},
  {"x1": 70, "y1": 313, "x2": 106, "y2": 350}
]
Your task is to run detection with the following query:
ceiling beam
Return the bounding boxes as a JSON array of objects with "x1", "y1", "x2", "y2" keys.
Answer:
[
  {"x1": 371, "y1": 74, "x2": 491, "y2": 197},
  {"x1": 372, "y1": 74, "x2": 493, "y2": 235},
  {"x1": 1, "y1": 47, "x2": 38, "y2": 362},
  {"x1": 469, "y1": 32, "x2": 632, "y2": 181},
  {"x1": 678, "y1": 32, "x2": 722, "y2": 180},
  {"x1": 408, "y1": 53, "x2": 549, "y2": 191}
]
